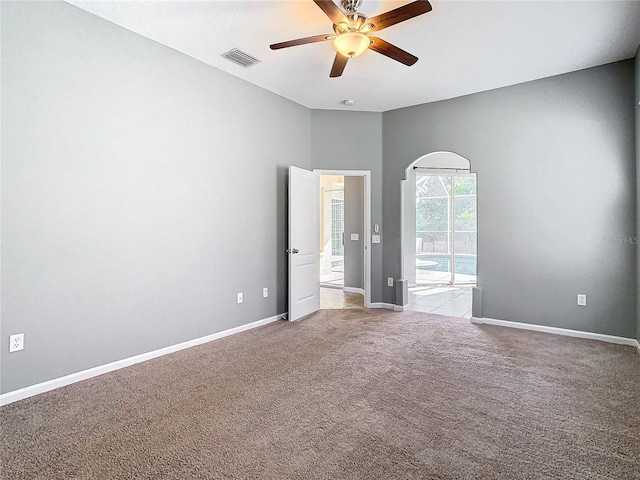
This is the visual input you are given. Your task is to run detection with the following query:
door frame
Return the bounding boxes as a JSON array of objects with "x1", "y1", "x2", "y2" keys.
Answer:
[{"x1": 314, "y1": 169, "x2": 371, "y2": 308}]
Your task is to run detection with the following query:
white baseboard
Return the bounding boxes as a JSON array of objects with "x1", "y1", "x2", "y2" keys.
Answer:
[
  {"x1": 367, "y1": 302, "x2": 405, "y2": 312},
  {"x1": 471, "y1": 316, "x2": 639, "y2": 352},
  {"x1": 0, "y1": 313, "x2": 285, "y2": 407},
  {"x1": 368, "y1": 302, "x2": 405, "y2": 311},
  {"x1": 342, "y1": 287, "x2": 365, "y2": 295}
]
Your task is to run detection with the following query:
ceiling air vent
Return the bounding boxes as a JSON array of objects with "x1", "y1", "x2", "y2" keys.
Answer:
[{"x1": 221, "y1": 48, "x2": 261, "y2": 68}]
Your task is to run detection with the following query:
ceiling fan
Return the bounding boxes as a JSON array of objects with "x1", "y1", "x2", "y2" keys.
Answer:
[{"x1": 270, "y1": 0, "x2": 432, "y2": 78}]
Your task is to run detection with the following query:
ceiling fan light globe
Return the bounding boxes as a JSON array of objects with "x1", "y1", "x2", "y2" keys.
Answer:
[{"x1": 333, "y1": 32, "x2": 370, "y2": 58}]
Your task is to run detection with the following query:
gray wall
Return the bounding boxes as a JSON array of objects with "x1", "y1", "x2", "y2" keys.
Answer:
[
  {"x1": 0, "y1": 1, "x2": 311, "y2": 394},
  {"x1": 402, "y1": 168, "x2": 417, "y2": 285},
  {"x1": 310, "y1": 110, "x2": 383, "y2": 303},
  {"x1": 344, "y1": 176, "x2": 364, "y2": 290},
  {"x1": 382, "y1": 61, "x2": 637, "y2": 337},
  {"x1": 636, "y1": 46, "x2": 640, "y2": 343}
]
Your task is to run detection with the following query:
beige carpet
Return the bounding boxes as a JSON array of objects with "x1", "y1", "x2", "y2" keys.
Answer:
[{"x1": 1, "y1": 309, "x2": 639, "y2": 479}]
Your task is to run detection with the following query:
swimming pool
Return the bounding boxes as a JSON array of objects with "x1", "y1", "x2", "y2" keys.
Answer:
[{"x1": 416, "y1": 254, "x2": 477, "y2": 275}]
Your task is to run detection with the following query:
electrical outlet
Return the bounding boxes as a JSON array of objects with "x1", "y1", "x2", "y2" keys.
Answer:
[
  {"x1": 9, "y1": 333, "x2": 24, "y2": 352},
  {"x1": 263, "y1": 287, "x2": 268, "y2": 298},
  {"x1": 577, "y1": 294, "x2": 586, "y2": 306},
  {"x1": 237, "y1": 292, "x2": 243, "y2": 304},
  {"x1": 388, "y1": 277, "x2": 394, "y2": 287}
]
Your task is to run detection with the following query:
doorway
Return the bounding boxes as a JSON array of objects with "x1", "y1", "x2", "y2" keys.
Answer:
[
  {"x1": 402, "y1": 152, "x2": 477, "y2": 289},
  {"x1": 400, "y1": 153, "x2": 476, "y2": 319},
  {"x1": 316, "y1": 170, "x2": 371, "y2": 308}
]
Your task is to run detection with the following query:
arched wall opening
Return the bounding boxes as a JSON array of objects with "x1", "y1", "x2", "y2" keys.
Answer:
[{"x1": 401, "y1": 152, "x2": 477, "y2": 287}]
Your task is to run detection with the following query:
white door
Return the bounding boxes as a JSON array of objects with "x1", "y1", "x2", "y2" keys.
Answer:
[{"x1": 288, "y1": 166, "x2": 320, "y2": 321}]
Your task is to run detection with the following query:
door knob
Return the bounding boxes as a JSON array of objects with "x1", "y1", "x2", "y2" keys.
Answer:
[{"x1": 286, "y1": 248, "x2": 299, "y2": 254}]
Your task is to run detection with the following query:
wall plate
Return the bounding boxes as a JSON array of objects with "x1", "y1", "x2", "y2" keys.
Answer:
[{"x1": 9, "y1": 333, "x2": 24, "y2": 353}]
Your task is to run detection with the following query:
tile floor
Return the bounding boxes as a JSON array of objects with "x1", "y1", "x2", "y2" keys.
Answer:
[
  {"x1": 320, "y1": 269, "x2": 344, "y2": 288},
  {"x1": 320, "y1": 284, "x2": 473, "y2": 319},
  {"x1": 406, "y1": 285, "x2": 473, "y2": 319},
  {"x1": 320, "y1": 287, "x2": 365, "y2": 309}
]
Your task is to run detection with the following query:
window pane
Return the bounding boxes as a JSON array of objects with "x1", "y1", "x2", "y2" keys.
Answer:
[
  {"x1": 416, "y1": 175, "x2": 452, "y2": 285},
  {"x1": 453, "y1": 176, "x2": 477, "y2": 283},
  {"x1": 331, "y1": 199, "x2": 343, "y2": 257}
]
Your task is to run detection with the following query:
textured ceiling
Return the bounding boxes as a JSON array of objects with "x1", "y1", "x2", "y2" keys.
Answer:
[{"x1": 66, "y1": 0, "x2": 640, "y2": 112}]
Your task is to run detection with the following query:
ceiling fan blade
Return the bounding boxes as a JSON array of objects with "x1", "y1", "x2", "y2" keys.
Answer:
[
  {"x1": 313, "y1": 0, "x2": 347, "y2": 25},
  {"x1": 330, "y1": 53, "x2": 348, "y2": 78},
  {"x1": 368, "y1": 37, "x2": 418, "y2": 66},
  {"x1": 270, "y1": 34, "x2": 334, "y2": 50},
  {"x1": 368, "y1": 0, "x2": 432, "y2": 31}
]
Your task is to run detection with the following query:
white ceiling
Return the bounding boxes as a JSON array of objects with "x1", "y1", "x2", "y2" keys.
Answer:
[{"x1": 66, "y1": 0, "x2": 640, "y2": 112}]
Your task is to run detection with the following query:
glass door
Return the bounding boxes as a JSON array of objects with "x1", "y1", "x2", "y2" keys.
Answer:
[
  {"x1": 415, "y1": 174, "x2": 476, "y2": 285},
  {"x1": 416, "y1": 175, "x2": 452, "y2": 285}
]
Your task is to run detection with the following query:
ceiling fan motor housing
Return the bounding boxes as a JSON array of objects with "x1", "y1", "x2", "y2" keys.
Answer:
[
  {"x1": 333, "y1": 12, "x2": 370, "y2": 34},
  {"x1": 341, "y1": 0, "x2": 363, "y2": 13}
]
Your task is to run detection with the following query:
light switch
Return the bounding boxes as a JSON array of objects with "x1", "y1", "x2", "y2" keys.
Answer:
[
  {"x1": 350, "y1": 233, "x2": 359, "y2": 241},
  {"x1": 372, "y1": 235, "x2": 380, "y2": 244}
]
